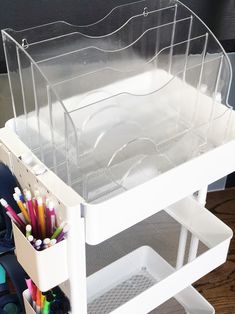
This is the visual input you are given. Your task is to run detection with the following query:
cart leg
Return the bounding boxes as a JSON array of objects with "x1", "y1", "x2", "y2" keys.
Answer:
[
  {"x1": 67, "y1": 206, "x2": 87, "y2": 314},
  {"x1": 188, "y1": 234, "x2": 200, "y2": 263},
  {"x1": 176, "y1": 226, "x2": 188, "y2": 269},
  {"x1": 188, "y1": 186, "x2": 208, "y2": 263}
]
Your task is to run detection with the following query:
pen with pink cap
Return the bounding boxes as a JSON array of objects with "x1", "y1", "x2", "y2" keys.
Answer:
[
  {"x1": 5, "y1": 211, "x2": 24, "y2": 230},
  {"x1": 33, "y1": 190, "x2": 40, "y2": 218},
  {"x1": 25, "y1": 278, "x2": 36, "y2": 309},
  {"x1": 45, "y1": 200, "x2": 51, "y2": 238},
  {"x1": 47, "y1": 201, "x2": 56, "y2": 236},
  {"x1": 0, "y1": 198, "x2": 26, "y2": 229}
]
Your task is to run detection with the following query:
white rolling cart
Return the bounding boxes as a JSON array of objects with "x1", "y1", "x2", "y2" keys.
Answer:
[{"x1": 1, "y1": 0, "x2": 235, "y2": 313}]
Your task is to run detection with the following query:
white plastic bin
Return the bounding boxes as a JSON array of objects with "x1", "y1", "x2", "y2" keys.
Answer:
[{"x1": 13, "y1": 220, "x2": 68, "y2": 291}]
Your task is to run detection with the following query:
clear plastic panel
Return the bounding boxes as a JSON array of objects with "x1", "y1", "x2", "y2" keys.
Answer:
[{"x1": 2, "y1": 0, "x2": 233, "y2": 203}]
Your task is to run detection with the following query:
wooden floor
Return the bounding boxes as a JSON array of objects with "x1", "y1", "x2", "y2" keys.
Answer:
[{"x1": 194, "y1": 188, "x2": 235, "y2": 314}]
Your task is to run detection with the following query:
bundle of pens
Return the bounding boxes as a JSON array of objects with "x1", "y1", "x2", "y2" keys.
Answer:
[
  {"x1": 0, "y1": 187, "x2": 68, "y2": 250},
  {"x1": 25, "y1": 279, "x2": 70, "y2": 314}
]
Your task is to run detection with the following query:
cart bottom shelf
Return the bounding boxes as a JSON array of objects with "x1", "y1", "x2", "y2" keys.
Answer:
[
  {"x1": 87, "y1": 246, "x2": 215, "y2": 314},
  {"x1": 23, "y1": 283, "x2": 214, "y2": 314},
  {"x1": 88, "y1": 268, "x2": 156, "y2": 313}
]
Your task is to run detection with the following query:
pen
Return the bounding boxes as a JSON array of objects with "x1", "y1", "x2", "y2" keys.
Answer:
[
  {"x1": 56, "y1": 224, "x2": 68, "y2": 242},
  {"x1": 0, "y1": 199, "x2": 26, "y2": 229},
  {"x1": 36, "y1": 287, "x2": 41, "y2": 314},
  {"x1": 43, "y1": 300, "x2": 50, "y2": 314},
  {"x1": 56, "y1": 231, "x2": 67, "y2": 243},
  {"x1": 31, "y1": 281, "x2": 37, "y2": 310},
  {"x1": 27, "y1": 235, "x2": 34, "y2": 243},
  {"x1": 37, "y1": 197, "x2": 46, "y2": 238},
  {"x1": 48, "y1": 201, "x2": 56, "y2": 236},
  {"x1": 26, "y1": 224, "x2": 32, "y2": 237},
  {"x1": 45, "y1": 201, "x2": 51, "y2": 238},
  {"x1": 49, "y1": 239, "x2": 57, "y2": 247},
  {"x1": 13, "y1": 193, "x2": 30, "y2": 223},
  {"x1": 25, "y1": 191, "x2": 38, "y2": 236},
  {"x1": 14, "y1": 187, "x2": 25, "y2": 203},
  {"x1": 25, "y1": 279, "x2": 36, "y2": 309},
  {"x1": 34, "y1": 239, "x2": 42, "y2": 251},
  {"x1": 51, "y1": 222, "x2": 66, "y2": 240},
  {"x1": 43, "y1": 238, "x2": 50, "y2": 249},
  {"x1": 5, "y1": 211, "x2": 22, "y2": 230},
  {"x1": 41, "y1": 294, "x2": 45, "y2": 310}
]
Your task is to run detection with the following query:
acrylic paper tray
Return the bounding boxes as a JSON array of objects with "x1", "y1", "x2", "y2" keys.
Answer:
[{"x1": 2, "y1": 0, "x2": 235, "y2": 244}]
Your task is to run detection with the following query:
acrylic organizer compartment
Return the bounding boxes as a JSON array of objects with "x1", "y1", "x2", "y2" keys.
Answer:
[
  {"x1": 12, "y1": 216, "x2": 68, "y2": 291},
  {"x1": 85, "y1": 196, "x2": 231, "y2": 314},
  {"x1": 2, "y1": 0, "x2": 235, "y2": 244}
]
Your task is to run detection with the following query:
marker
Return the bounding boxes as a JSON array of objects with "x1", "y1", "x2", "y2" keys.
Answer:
[
  {"x1": 43, "y1": 238, "x2": 50, "y2": 249},
  {"x1": 31, "y1": 282, "x2": 37, "y2": 310},
  {"x1": 34, "y1": 190, "x2": 40, "y2": 199},
  {"x1": 56, "y1": 231, "x2": 67, "y2": 243},
  {"x1": 51, "y1": 222, "x2": 66, "y2": 240},
  {"x1": 14, "y1": 187, "x2": 25, "y2": 203},
  {"x1": 48, "y1": 202, "x2": 56, "y2": 236},
  {"x1": 41, "y1": 294, "x2": 45, "y2": 310},
  {"x1": 27, "y1": 235, "x2": 34, "y2": 243},
  {"x1": 25, "y1": 279, "x2": 36, "y2": 309},
  {"x1": 45, "y1": 201, "x2": 51, "y2": 238},
  {"x1": 0, "y1": 199, "x2": 25, "y2": 229},
  {"x1": 36, "y1": 287, "x2": 41, "y2": 314},
  {"x1": 56, "y1": 224, "x2": 68, "y2": 242},
  {"x1": 37, "y1": 197, "x2": 46, "y2": 238},
  {"x1": 25, "y1": 191, "x2": 37, "y2": 236},
  {"x1": 43, "y1": 300, "x2": 50, "y2": 314},
  {"x1": 49, "y1": 239, "x2": 57, "y2": 247},
  {"x1": 26, "y1": 224, "x2": 32, "y2": 237},
  {"x1": 33, "y1": 190, "x2": 40, "y2": 219},
  {"x1": 13, "y1": 193, "x2": 30, "y2": 223},
  {"x1": 34, "y1": 239, "x2": 42, "y2": 251},
  {"x1": 25, "y1": 278, "x2": 33, "y2": 296},
  {"x1": 5, "y1": 212, "x2": 22, "y2": 230}
]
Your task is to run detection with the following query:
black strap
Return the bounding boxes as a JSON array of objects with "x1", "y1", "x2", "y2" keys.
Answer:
[
  {"x1": 0, "y1": 163, "x2": 21, "y2": 241},
  {"x1": 0, "y1": 255, "x2": 27, "y2": 311}
]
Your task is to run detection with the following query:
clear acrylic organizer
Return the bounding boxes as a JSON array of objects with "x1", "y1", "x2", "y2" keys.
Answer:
[
  {"x1": 2, "y1": 0, "x2": 235, "y2": 245},
  {"x1": 2, "y1": 0, "x2": 234, "y2": 200},
  {"x1": 1, "y1": 1, "x2": 235, "y2": 313}
]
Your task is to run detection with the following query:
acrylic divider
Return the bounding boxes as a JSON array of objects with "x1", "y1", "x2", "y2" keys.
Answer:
[
  {"x1": 9, "y1": 0, "x2": 184, "y2": 61},
  {"x1": 61, "y1": 54, "x2": 229, "y2": 203}
]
